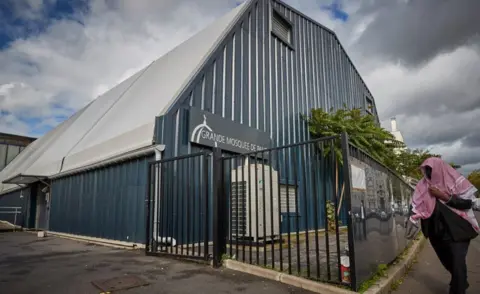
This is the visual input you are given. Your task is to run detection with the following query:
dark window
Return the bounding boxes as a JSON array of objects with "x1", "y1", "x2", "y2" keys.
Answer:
[
  {"x1": 0, "y1": 144, "x2": 6, "y2": 170},
  {"x1": 6, "y1": 145, "x2": 20, "y2": 165},
  {"x1": 272, "y1": 9, "x2": 293, "y2": 46}
]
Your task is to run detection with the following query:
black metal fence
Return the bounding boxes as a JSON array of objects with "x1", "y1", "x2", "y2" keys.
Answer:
[
  {"x1": 145, "y1": 152, "x2": 212, "y2": 261},
  {"x1": 345, "y1": 143, "x2": 414, "y2": 291},
  {"x1": 220, "y1": 135, "x2": 348, "y2": 285},
  {"x1": 145, "y1": 133, "x2": 415, "y2": 291}
]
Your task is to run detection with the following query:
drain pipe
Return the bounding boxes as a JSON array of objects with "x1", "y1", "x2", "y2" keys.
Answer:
[{"x1": 151, "y1": 146, "x2": 176, "y2": 248}]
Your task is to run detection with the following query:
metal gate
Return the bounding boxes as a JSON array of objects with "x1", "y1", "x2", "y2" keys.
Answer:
[
  {"x1": 144, "y1": 133, "x2": 416, "y2": 291},
  {"x1": 220, "y1": 135, "x2": 350, "y2": 285},
  {"x1": 145, "y1": 152, "x2": 212, "y2": 261}
]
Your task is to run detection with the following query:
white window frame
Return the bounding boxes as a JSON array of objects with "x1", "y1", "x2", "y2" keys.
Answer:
[{"x1": 270, "y1": 7, "x2": 294, "y2": 49}]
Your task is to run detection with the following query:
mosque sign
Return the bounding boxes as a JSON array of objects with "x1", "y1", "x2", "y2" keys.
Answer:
[{"x1": 188, "y1": 108, "x2": 272, "y2": 154}]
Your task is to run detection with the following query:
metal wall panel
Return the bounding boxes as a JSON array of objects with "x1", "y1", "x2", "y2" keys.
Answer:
[
  {"x1": 157, "y1": 0, "x2": 378, "y2": 156},
  {"x1": 154, "y1": 0, "x2": 378, "y2": 233},
  {"x1": 49, "y1": 156, "x2": 152, "y2": 243},
  {"x1": 0, "y1": 188, "x2": 30, "y2": 227}
]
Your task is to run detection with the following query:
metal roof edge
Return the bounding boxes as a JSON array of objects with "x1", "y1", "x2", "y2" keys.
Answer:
[
  {"x1": 0, "y1": 186, "x2": 24, "y2": 197},
  {"x1": 49, "y1": 144, "x2": 165, "y2": 180}
]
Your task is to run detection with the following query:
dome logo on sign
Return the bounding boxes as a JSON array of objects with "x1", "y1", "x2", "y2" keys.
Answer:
[{"x1": 190, "y1": 114, "x2": 218, "y2": 147}]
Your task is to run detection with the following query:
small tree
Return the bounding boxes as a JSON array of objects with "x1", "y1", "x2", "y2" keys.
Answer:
[
  {"x1": 468, "y1": 170, "x2": 480, "y2": 191},
  {"x1": 303, "y1": 107, "x2": 403, "y2": 222},
  {"x1": 395, "y1": 149, "x2": 461, "y2": 180},
  {"x1": 304, "y1": 107, "x2": 403, "y2": 169}
]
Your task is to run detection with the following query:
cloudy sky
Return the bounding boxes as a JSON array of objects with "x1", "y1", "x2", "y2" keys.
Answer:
[{"x1": 0, "y1": 0, "x2": 479, "y2": 173}]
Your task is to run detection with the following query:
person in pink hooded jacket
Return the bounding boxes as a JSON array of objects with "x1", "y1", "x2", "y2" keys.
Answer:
[{"x1": 405, "y1": 157, "x2": 480, "y2": 294}]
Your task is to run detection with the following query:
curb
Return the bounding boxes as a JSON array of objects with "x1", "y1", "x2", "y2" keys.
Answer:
[
  {"x1": 36, "y1": 231, "x2": 145, "y2": 250},
  {"x1": 363, "y1": 235, "x2": 426, "y2": 294},
  {"x1": 224, "y1": 259, "x2": 355, "y2": 294},
  {"x1": 224, "y1": 236, "x2": 426, "y2": 294}
]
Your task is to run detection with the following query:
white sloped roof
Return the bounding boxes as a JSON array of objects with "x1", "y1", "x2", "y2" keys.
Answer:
[{"x1": 0, "y1": 1, "x2": 249, "y2": 195}]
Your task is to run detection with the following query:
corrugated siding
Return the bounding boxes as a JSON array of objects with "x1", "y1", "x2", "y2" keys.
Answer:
[
  {"x1": 158, "y1": 0, "x2": 377, "y2": 156},
  {"x1": 49, "y1": 156, "x2": 152, "y2": 243},
  {"x1": 155, "y1": 0, "x2": 376, "y2": 233},
  {"x1": 0, "y1": 188, "x2": 30, "y2": 227}
]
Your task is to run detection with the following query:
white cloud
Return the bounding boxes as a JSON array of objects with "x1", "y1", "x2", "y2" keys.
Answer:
[
  {"x1": 0, "y1": 0, "x2": 478, "y2": 174},
  {"x1": 365, "y1": 46, "x2": 480, "y2": 120},
  {"x1": 0, "y1": 0, "x2": 241, "y2": 136}
]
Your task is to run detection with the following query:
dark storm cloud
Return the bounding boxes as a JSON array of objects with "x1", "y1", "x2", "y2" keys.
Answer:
[
  {"x1": 337, "y1": 0, "x2": 480, "y2": 173},
  {"x1": 354, "y1": 0, "x2": 480, "y2": 67},
  {"x1": 389, "y1": 88, "x2": 480, "y2": 119},
  {"x1": 448, "y1": 147, "x2": 480, "y2": 167},
  {"x1": 395, "y1": 111, "x2": 480, "y2": 147},
  {"x1": 463, "y1": 133, "x2": 480, "y2": 148}
]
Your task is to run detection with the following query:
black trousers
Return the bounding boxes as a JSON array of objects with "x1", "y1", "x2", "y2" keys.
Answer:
[{"x1": 430, "y1": 237, "x2": 470, "y2": 294}]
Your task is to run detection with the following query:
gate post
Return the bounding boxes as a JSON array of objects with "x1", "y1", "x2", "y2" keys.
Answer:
[
  {"x1": 340, "y1": 132, "x2": 357, "y2": 290},
  {"x1": 212, "y1": 147, "x2": 226, "y2": 267}
]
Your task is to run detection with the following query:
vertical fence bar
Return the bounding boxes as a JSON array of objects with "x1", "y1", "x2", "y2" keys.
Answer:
[
  {"x1": 160, "y1": 162, "x2": 167, "y2": 253},
  {"x1": 187, "y1": 157, "x2": 192, "y2": 256},
  {"x1": 243, "y1": 156, "x2": 247, "y2": 262},
  {"x1": 156, "y1": 163, "x2": 161, "y2": 253},
  {"x1": 276, "y1": 149, "x2": 284, "y2": 272},
  {"x1": 145, "y1": 163, "x2": 153, "y2": 254},
  {"x1": 223, "y1": 158, "x2": 230, "y2": 261},
  {"x1": 154, "y1": 163, "x2": 160, "y2": 253},
  {"x1": 269, "y1": 150, "x2": 275, "y2": 268},
  {"x1": 203, "y1": 154, "x2": 209, "y2": 259},
  {"x1": 212, "y1": 148, "x2": 224, "y2": 267},
  {"x1": 167, "y1": 161, "x2": 174, "y2": 254},
  {"x1": 292, "y1": 147, "x2": 301, "y2": 275},
  {"x1": 181, "y1": 158, "x2": 186, "y2": 255},
  {"x1": 175, "y1": 160, "x2": 181, "y2": 255},
  {"x1": 312, "y1": 144, "x2": 321, "y2": 279},
  {"x1": 301, "y1": 143, "x2": 311, "y2": 277},
  {"x1": 323, "y1": 142, "x2": 331, "y2": 280},
  {"x1": 153, "y1": 163, "x2": 158, "y2": 253},
  {"x1": 262, "y1": 151, "x2": 267, "y2": 266},
  {"x1": 228, "y1": 158, "x2": 233, "y2": 257},
  {"x1": 254, "y1": 154, "x2": 259, "y2": 263},
  {"x1": 175, "y1": 160, "x2": 183, "y2": 254},
  {"x1": 285, "y1": 148, "x2": 292, "y2": 274},
  {"x1": 197, "y1": 156, "x2": 202, "y2": 257},
  {"x1": 341, "y1": 132, "x2": 357, "y2": 290},
  {"x1": 235, "y1": 156, "x2": 240, "y2": 260},
  {"x1": 331, "y1": 139, "x2": 342, "y2": 282}
]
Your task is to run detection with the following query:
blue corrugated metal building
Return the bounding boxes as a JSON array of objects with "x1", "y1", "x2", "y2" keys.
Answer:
[{"x1": 0, "y1": 0, "x2": 378, "y2": 245}]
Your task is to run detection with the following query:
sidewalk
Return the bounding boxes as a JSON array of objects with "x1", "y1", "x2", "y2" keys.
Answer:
[{"x1": 393, "y1": 236, "x2": 480, "y2": 293}]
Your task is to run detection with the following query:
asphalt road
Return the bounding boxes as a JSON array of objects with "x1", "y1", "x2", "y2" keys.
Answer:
[{"x1": 0, "y1": 232, "x2": 312, "y2": 294}]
